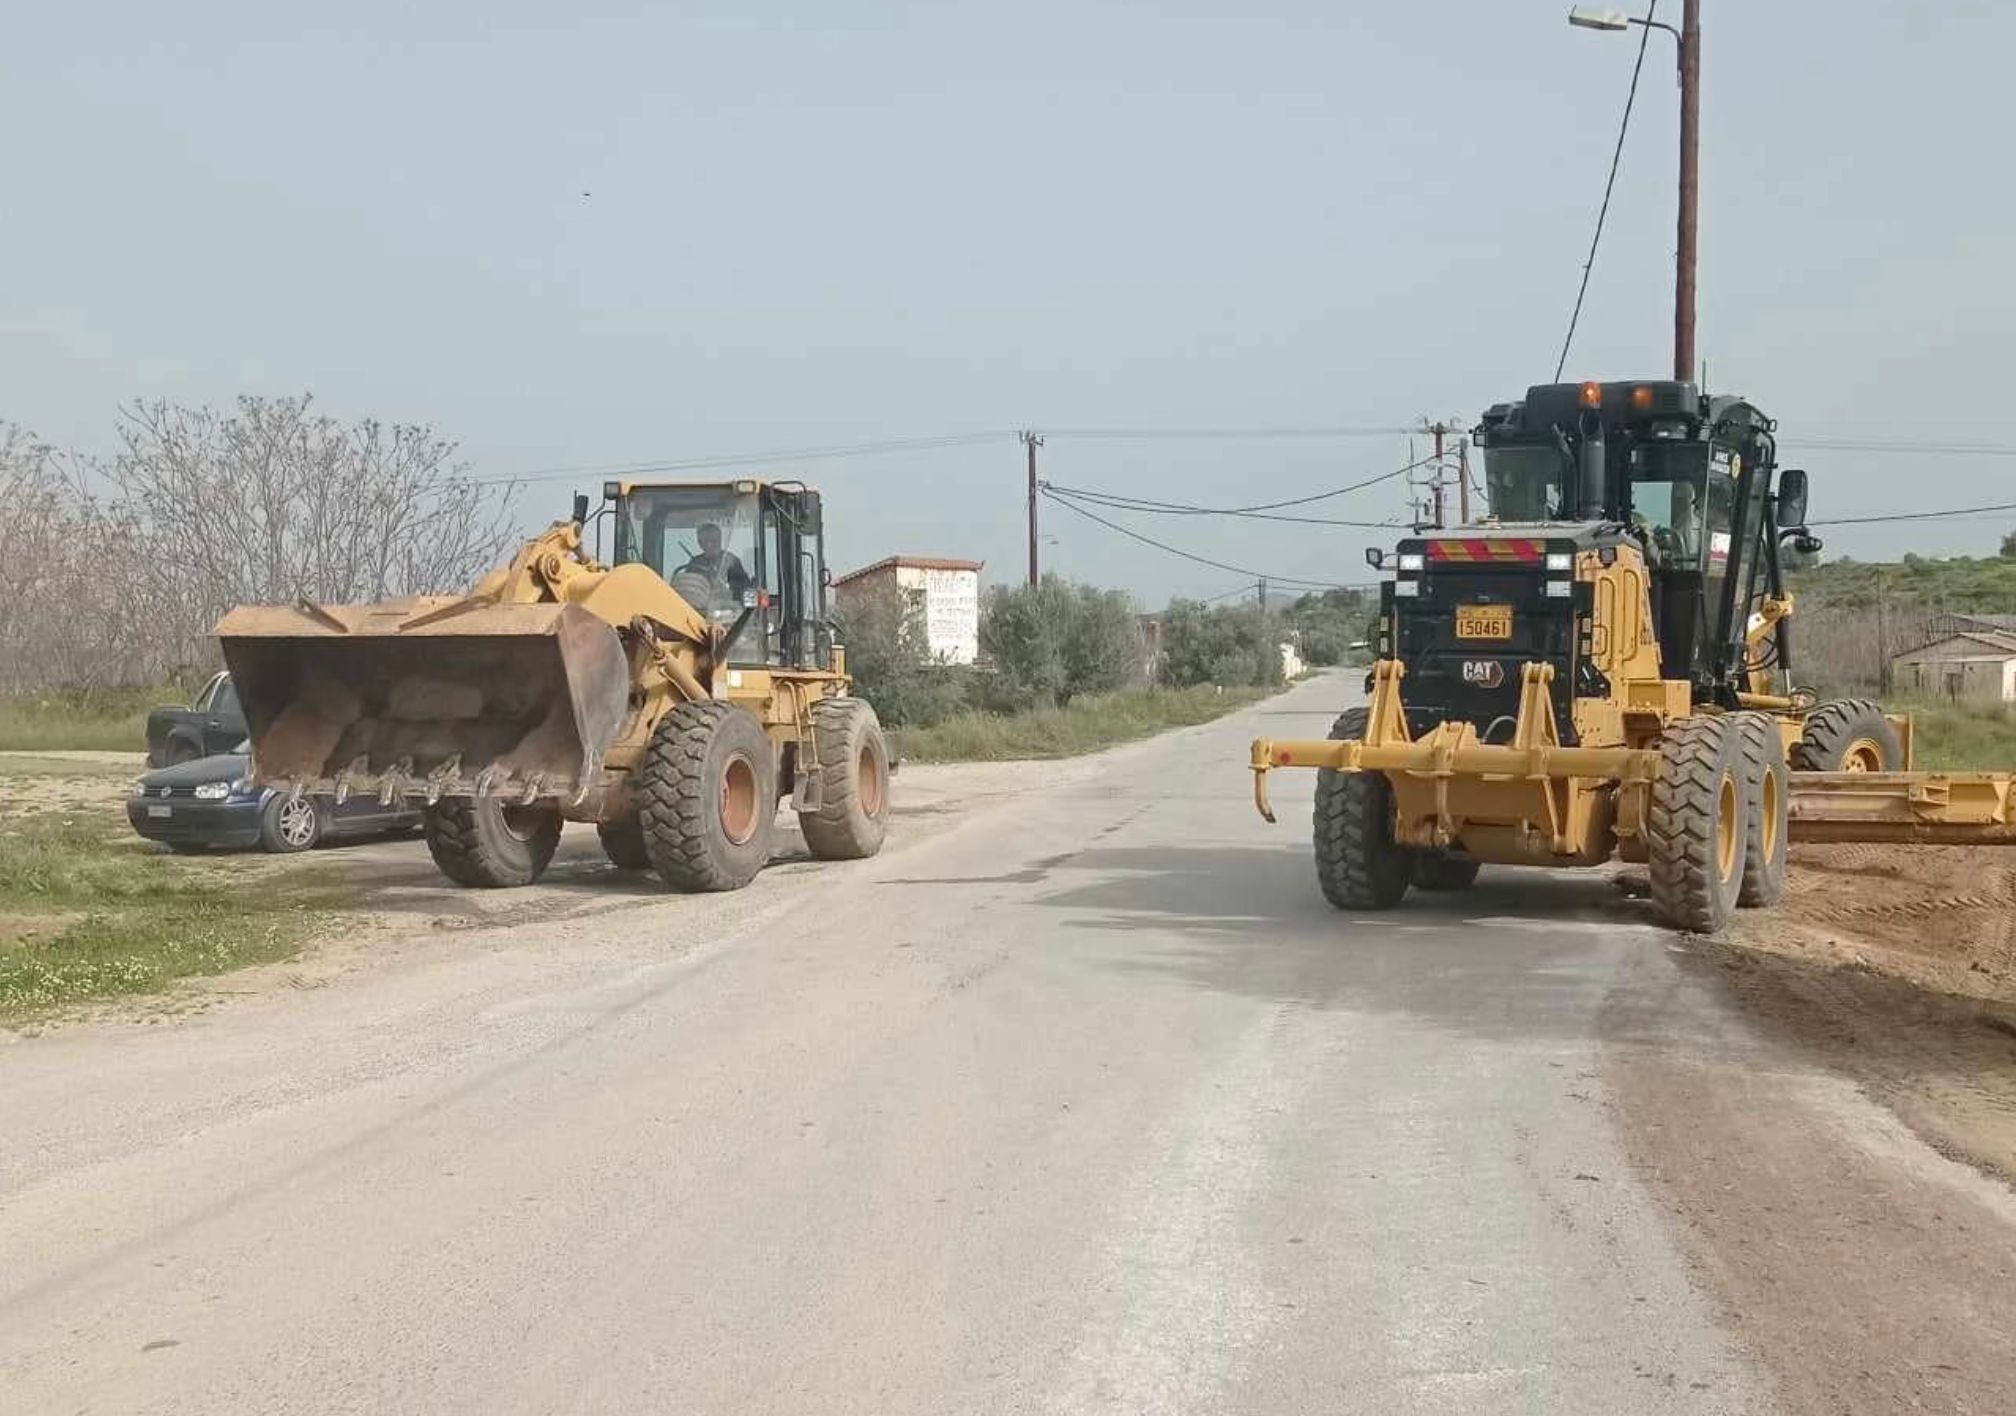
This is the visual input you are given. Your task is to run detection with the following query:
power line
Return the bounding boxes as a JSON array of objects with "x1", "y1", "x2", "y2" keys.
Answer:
[
  {"x1": 1809, "y1": 499, "x2": 2016, "y2": 528},
  {"x1": 1553, "y1": 0, "x2": 1658, "y2": 381},
  {"x1": 1783, "y1": 437, "x2": 2016, "y2": 457},
  {"x1": 477, "y1": 431, "x2": 1015, "y2": 485},
  {"x1": 1039, "y1": 424, "x2": 1413, "y2": 441},
  {"x1": 1044, "y1": 485, "x2": 1403, "y2": 529},
  {"x1": 1040, "y1": 450, "x2": 1443, "y2": 520},
  {"x1": 1039, "y1": 489, "x2": 1363, "y2": 589}
]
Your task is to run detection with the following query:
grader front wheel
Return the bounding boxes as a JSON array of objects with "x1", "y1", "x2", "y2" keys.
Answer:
[
  {"x1": 1647, "y1": 716, "x2": 1750, "y2": 933},
  {"x1": 639, "y1": 701, "x2": 779, "y2": 893},
  {"x1": 1312, "y1": 708, "x2": 1412, "y2": 910}
]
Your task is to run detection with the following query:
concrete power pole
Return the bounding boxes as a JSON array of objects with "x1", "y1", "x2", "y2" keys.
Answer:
[
  {"x1": 1675, "y1": 0, "x2": 1701, "y2": 383},
  {"x1": 1020, "y1": 431, "x2": 1044, "y2": 586}
]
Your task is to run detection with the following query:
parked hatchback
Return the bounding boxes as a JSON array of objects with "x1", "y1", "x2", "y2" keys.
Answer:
[{"x1": 126, "y1": 742, "x2": 422, "y2": 853}]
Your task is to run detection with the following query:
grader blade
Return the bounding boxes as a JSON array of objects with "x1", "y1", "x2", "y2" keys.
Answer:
[
  {"x1": 216, "y1": 598, "x2": 630, "y2": 804},
  {"x1": 1788, "y1": 771, "x2": 2016, "y2": 845}
]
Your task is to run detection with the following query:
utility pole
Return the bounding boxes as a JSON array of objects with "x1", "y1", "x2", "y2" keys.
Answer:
[
  {"x1": 1257, "y1": 577, "x2": 1269, "y2": 613},
  {"x1": 1457, "y1": 439, "x2": 1472, "y2": 524},
  {"x1": 1675, "y1": 0, "x2": 1700, "y2": 383},
  {"x1": 1430, "y1": 422, "x2": 1447, "y2": 529},
  {"x1": 1020, "y1": 431, "x2": 1044, "y2": 586}
]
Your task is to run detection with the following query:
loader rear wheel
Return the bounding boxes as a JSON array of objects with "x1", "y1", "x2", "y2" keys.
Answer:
[
  {"x1": 798, "y1": 698, "x2": 891, "y2": 861},
  {"x1": 1731, "y1": 711, "x2": 1789, "y2": 908},
  {"x1": 1313, "y1": 708, "x2": 1411, "y2": 911},
  {"x1": 639, "y1": 701, "x2": 778, "y2": 892},
  {"x1": 1791, "y1": 699, "x2": 1901, "y2": 773},
  {"x1": 1413, "y1": 852, "x2": 1481, "y2": 891},
  {"x1": 424, "y1": 797, "x2": 562, "y2": 888},
  {"x1": 1646, "y1": 715, "x2": 1749, "y2": 934},
  {"x1": 596, "y1": 818, "x2": 651, "y2": 871}
]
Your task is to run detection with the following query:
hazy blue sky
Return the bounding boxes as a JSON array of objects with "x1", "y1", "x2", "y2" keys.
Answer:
[{"x1": 6, "y1": 1, "x2": 2013, "y2": 602}]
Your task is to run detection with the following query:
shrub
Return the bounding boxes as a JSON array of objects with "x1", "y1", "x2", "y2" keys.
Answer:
[
  {"x1": 1157, "y1": 600, "x2": 1284, "y2": 689},
  {"x1": 979, "y1": 577, "x2": 1145, "y2": 709}
]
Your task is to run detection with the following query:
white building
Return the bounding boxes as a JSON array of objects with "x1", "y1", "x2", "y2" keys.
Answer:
[{"x1": 833, "y1": 555, "x2": 985, "y2": 665}]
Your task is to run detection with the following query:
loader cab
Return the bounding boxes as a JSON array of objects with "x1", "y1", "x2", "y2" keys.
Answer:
[{"x1": 607, "y1": 479, "x2": 834, "y2": 671}]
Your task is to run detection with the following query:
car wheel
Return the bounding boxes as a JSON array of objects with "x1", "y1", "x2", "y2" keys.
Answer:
[{"x1": 259, "y1": 793, "x2": 323, "y2": 853}]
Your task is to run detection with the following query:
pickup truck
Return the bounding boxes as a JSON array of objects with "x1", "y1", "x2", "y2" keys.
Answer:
[{"x1": 145, "y1": 671, "x2": 248, "y2": 766}]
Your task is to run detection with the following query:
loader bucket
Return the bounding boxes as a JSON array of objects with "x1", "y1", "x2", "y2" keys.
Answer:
[{"x1": 215, "y1": 598, "x2": 631, "y2": 804}]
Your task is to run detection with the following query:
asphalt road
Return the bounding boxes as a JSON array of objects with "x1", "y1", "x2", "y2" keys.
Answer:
[{"x1": 4, "y1": 672, "x2": 2013, "y2": 1414}]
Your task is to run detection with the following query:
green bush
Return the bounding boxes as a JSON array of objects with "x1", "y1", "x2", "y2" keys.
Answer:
[
  {"x1": 1283, "y1": 588, "x2": 1377, "y2": 667},
  {"x1": 979, "y1": 577, "x2": 1144, "y2": 710},
  {"x1": 1157, "y1": 600, "x2": 1284, "y2": 690},
  {"x1": 831, "y1": 580, "x2": 973, "y2": 728}
]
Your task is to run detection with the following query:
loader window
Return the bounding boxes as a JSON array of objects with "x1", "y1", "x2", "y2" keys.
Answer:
[{"x1": 615, "y1": 487, "x2": 761, "y2": 625}]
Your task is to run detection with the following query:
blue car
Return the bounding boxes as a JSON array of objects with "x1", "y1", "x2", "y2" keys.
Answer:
[{"x1": 125, "y1": 742, "x2": 422, "y2": 854}]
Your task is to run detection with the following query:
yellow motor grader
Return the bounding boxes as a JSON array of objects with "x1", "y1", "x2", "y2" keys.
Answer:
[
  {"x1": 1250, "y1": 378, "x2": 2016, "y2": 933},
  {"x1": 216, "y1": 479, "x2": 890, "y2": 891}
]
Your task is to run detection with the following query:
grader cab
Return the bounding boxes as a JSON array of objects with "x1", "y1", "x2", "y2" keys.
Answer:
[
  {"x1": 1251, "y1": 379, "x2": 2016, "y2": 933},
  {"x1": 217, "y1": 478, "x2": 890, "y2": 893}
]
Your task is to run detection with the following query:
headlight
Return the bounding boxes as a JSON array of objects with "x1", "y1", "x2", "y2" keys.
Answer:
[
  {"x1": 1393, "y1": 579, "x2": 1422, "y2": 598},
  {"x1": 1397, "y1": 552, "x2": 1425, "y2": 571},
  {"x1": 1545, "y1": 581, "x2": 1573, "y2": 599},
  {"x1": 1545, "y1": 552, "x2": 1573, "y2": 571},
  {"x1": 130, "y1": 780, "x2": 149, "y2": 798},
  {"x1": 193, "y1": 782, "x2": 231, "y2": 800}
]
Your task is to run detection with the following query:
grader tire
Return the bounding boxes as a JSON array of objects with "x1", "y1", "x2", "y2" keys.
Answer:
[
  {"x1": 424, "y1": 797, "x2": 562, "y2": 888},
  {"x1": 1731, "y1": 711, "x2": 1789, "y2": 908},
  {"x1": 1791, "y1": 699, "x2": 1901, "y2": 773},
  {"x1": 798, "y1": 698, "x2": 891, "y2": 861},
  {"x1": 1646, "y1": 715, "x2": 1749, "y2": 934},
  {"x1": 639, "y1": 701, "x2": 778, "y2": 893},
  {"x1": 596, "y1": 818, "x2": 651, "y2": 871},
  {"x1": 1413, "y1": 853, "x2": 1482, "y2": 891},
  {"x1": 1313, "y1": 708, "x2": 1412, "y2": 910}
]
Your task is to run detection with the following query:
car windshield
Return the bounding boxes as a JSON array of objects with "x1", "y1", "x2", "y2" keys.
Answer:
[
  {"x1": 1481, "y1": 443, "x2": 1565, "y2": 521},
  {"x1": 614, "y1": 487, "x2": 760, "y2": 623},
  {"x1": 1627, "y1": 441, "x2": 1714, "y2": 570}
]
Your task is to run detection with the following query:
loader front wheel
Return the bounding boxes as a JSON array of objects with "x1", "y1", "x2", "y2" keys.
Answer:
[
  {"x1": 424, "y1": 797, "x2": 562, "y2": 888},
  {"x1": 1646, "y1": 715, "x2": 1749, "y2": 933},
  {"x1": 1791, "y1": 699, "x2": 1902, "y2": 773},
  {"x1": 640, "y1": 701, "x2": 778, "y2": 892},
  {"x1": 798, "y1": 698, "x2": 891, "y2": 861},
  {"x1": 1313, "y1": 708, "x2": 1412, "y2": 910},
  {"x1": 596, "y1": 818, "x2": 651, "y2": 871},
  {"x1": 1731, "y1": 711, "x2": 1789, "y2": 908}
]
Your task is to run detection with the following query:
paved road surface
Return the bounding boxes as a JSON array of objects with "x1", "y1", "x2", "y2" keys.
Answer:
[{"x1": 4, "y1": 673, "x2": 2013, "y2": 1413}]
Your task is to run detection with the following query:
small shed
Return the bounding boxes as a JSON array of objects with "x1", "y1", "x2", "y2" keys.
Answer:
[
  {"x1": 1890, "y1": 630, "x2": 2016, "y2": 703},
  {"x1": 833, "y1": 556, "x2": 984, "y2": 665}
]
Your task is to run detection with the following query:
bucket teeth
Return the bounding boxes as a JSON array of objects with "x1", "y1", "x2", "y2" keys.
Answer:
[
  {"x1": 475, "y1": 766, "x2": 505, "y2": 801},
  {"x1": 333, "y1": 755, "x2": 371, "y2": 806},
  {"x1": 520, "y1": 774, "x2": 546, "y2": 806},
  {"x1": 425, "y1": 756, "x2": 462, "y2": 806},
  {"x1": 379, "y1": 757, "x2": 415, "y2": 807}
]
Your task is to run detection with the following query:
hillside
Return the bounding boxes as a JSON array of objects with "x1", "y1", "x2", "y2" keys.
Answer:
[{"x1": 1790, "y1": 554, "x2": 2016, "y2": 612}]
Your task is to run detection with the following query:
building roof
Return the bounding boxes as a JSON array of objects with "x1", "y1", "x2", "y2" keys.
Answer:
[
  {"x1": 833, "y1": 555, "x2": 985, "y2": 587},
  {"x1": 1891, "y1": 630, "x2": 2016, "y2": 663}
]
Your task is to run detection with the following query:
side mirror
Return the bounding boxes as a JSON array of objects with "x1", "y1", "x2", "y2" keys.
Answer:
[
  {"x1": 1776, "y1": 468, "x2": 1809, "y2": 529},
  {"x1": 1364, "y1": 547, "x2": 1386, "y2": 570},
  {"x1": 571, "y1": 492, "x2": 590, "y2": 526}
]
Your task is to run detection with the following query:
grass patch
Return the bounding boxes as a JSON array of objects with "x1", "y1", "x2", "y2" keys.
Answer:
[
  {"x1": 0, "y1": 681, "x2": 199, "y2": 753},
  {"x1": 894, "y1": 684, "x2": 1276, "y2": 763},
  {"x1": 0, "y1": 809, "x2": 344, "y2": 1020},
  {"x1": 1893, "y1": 698, "x2": 2016, "y2": 772}
]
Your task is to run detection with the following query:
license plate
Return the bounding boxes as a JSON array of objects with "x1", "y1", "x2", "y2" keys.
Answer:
[
  {"x1": 1455, "y1": 605, "x2": 1513, "y2": 640},
  {"x1": 147, "y1": 804, "x2": 172, "y2": 818}
]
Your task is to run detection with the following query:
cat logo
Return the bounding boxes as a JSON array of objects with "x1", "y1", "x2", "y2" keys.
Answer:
[{"x1": 1461, "y1": 660, "x2": 1506, "y2": 689}]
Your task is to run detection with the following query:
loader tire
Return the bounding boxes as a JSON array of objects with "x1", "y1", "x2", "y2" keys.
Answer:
[
  {"x1": 424, "y1": 797, "x2": 562, "y2": 888},
  {"x1": 1646, "y1": 715, "x2": 1749, "y2": 934},
  {"x1": 596, "y1": 818, "x2": 651, "y2": 871},
  {"x1": 1791, "y1": 699, "x2": 1901, "y2": 773},
  {"x1": 639, "y1": 701, "x2": 778, "y2": 893},
  {"x1": 1731, "y1": 711, "x2": 1788, "y2": 908},
  {"x1": 1413, "y1": 852, "x2": 1481, "y2": 891},
  {"x1": 1312, "y1": 708, "x2": 1411, "y2": 910},
  {"x1": 798, "y1": 698, "x2": 891, "y2": 861}
]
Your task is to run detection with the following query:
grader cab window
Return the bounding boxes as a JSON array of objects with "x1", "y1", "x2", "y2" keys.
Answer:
[
  {"x1": 1483, "y1": 443, "x2": 1564, "y2": 522},
  {"x1": 615, "y1": 487, "x2": 762, "y2": 625}
]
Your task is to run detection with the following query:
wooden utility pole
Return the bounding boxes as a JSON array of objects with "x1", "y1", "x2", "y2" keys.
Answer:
[
  {"x1": 1020, "y1": 431, "x2": 1044, "y2": 586},
  {"x1": 1457, "y1": 439, "x2": 1472, "y2": 524},
  {"x1": 1430, "y1": 422, "x2": 1447, "y2": 529},
  {"x1": 1675, "y1": 0, "x2": 1701, "y2": 383}
]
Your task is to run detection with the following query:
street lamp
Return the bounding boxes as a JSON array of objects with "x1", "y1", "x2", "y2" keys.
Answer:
[{"x1": 1567, "y1": 3, "x2": 1700, "y2": 386}]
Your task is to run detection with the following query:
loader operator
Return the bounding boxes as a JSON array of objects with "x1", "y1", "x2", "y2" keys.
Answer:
[{"x1": 681, "y1": 522, "x2": 752, "y2": 601}]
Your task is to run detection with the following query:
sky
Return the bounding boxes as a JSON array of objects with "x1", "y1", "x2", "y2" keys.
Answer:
[{"x1": 5, "y1": 0, "x2": 2014, "y2": 604}]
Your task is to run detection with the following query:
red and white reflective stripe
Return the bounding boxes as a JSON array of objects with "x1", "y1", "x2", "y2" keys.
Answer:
[{"x1": 1424, "y1": 538, "x2": 1545, "y2": 563}]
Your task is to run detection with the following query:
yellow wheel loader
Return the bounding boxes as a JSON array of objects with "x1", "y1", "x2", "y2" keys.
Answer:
[
  {"x1": 216, "y1": 479, "x2": 891, "y2": 891},
  {"x1": 1251, "y1": 379, "x2": 2016, "y2": 934}
]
